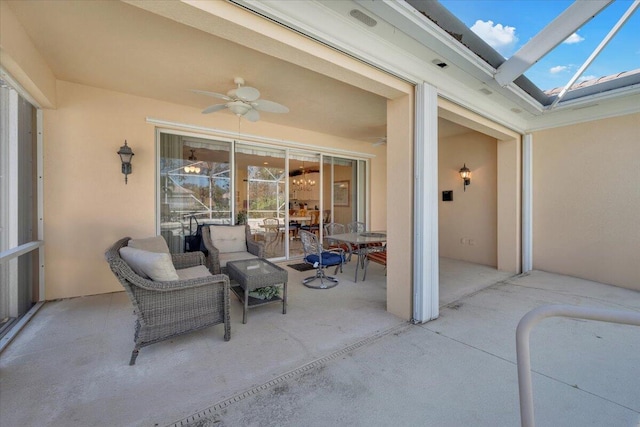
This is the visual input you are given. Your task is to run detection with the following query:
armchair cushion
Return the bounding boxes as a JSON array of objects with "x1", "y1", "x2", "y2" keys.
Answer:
[
  {"x1": 305, "y1": 251, "x2": 344, "y2": 267},
  {"x1": 119, "y1": 246, "x2": 179, "y2": 281},
  {"x1": 210, "y1": 226, "x2": 247, "y2": 253},
  {"x1": 128, "y1": 235, "x2": 170, "y2": 253},
  {"x1": 176, "y1": 265, "x2": 213, "y2": 280}
]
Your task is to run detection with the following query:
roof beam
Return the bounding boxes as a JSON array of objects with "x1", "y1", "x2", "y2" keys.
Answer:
[
  {"x1": 494, "y1": 0, "x2": 613, "y2": 87},
  {"x1": 549, "y1": 0, "x2": 640, "y2": 109}
]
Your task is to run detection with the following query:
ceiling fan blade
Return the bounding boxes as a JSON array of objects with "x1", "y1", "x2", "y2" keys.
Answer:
[
  {"x1": 235, "y1": 86, "x2": 260, "y2": 102},
  {"x1": 191, "y1": 89, "x2": 232, "y2": 101},
  {"x1": 244, "y1": 108, "x2": 260, "y2": 122},
  {"x1": 202, "y1": 104, "x2": 228, "y2": 114},
  {"x1": 252, "y1": 99, "x2": 289, "y2": 113},
  {"x1": 372, "y1": 137, "x2": 387, "y2": 146}
]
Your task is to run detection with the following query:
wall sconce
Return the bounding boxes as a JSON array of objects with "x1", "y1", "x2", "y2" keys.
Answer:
[
  {"x1": 117, "y1": 140, "x2": 134, "y2": 184},
  {"x1": 459, "y1": 163, "x2": 471, "y2": 191}
]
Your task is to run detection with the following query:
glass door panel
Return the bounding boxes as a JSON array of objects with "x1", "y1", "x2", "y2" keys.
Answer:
[
  {"x1": 235, "y1": 143, "x2": 286, "y2": 259},
  {"x1": 159, "y1": 133, "x2": 231, "y2": 253},
  {"x1": 322, "y1": 156, "x2": 333, "y2": 229},
  {"x1": 288, "y1": 152, "x2": 320, "y2": 258},
  {"x1": 331, "y1": 157, "x2": 359, "y2": 227}
]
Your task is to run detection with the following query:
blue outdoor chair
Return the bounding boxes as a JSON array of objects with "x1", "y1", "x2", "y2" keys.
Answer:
[{"x1": 299, "y1": 230, "x2": 345, "y2": 289}]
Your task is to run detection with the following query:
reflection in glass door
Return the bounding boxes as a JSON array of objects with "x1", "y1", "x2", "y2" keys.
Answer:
[
  {"x1": 324, "y1": 156, "x2": 361, "y2": 230},
  {"x1": 159, "y1": 133, "x2": 231, "y2": 253},
  {"x1": 235, "y1": 143, "x2": 287, "y2": 259}
]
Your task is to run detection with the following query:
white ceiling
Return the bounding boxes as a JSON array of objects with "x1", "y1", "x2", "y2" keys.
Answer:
[{"x1": 6, "y1": 0, "x2": 389, "y2": 141}]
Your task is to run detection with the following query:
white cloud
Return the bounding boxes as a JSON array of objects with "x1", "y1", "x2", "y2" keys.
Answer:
[
  {"x1": 578, "y1": 75, "x2": 597, "y2": 82},
  {"x1": 563, "y1": 33, "x2": 584, "y2": 44},
  {"x1": 550, "y1": 65, "x2": 568, "y2": 74},
  {"x1": 470, "y1": 20, "x2": 518, "y2": 56}
]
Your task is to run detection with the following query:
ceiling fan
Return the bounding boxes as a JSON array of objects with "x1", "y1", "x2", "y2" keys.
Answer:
[{"x1": 192, "y1": 77, "x2": 289, "y2": 122}]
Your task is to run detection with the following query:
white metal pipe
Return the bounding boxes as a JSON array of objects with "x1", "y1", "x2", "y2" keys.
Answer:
[{"x1": 516, "y1": 304, "x2": 640, "y2": 427}]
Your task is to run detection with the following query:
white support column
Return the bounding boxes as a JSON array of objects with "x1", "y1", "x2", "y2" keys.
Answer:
[
  {"x1": 522, "y1": 134, "x2": 533, "y2": 272},
  {"x1": 413, "y1": 83, "x2": 439, "y2": 323}
]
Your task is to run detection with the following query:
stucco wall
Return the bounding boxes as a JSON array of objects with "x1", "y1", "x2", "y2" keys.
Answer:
[
  {"x1": 0, "y1": 1, "x2": 56, "y2": 108},
  {"x1": 532, "y1": 113, "x2": 640, "y2": 291},
  {"x1": 43, "y1": 81, "x2": 383, "y2": 299},
  {"x1": 386, "y1": 94, "x2": 414, "y2": 320},
  {"x1": 439, "y1": 132, "x2": 498, "y2": 266}
]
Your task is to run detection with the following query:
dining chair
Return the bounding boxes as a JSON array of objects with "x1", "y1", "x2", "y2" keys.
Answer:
[
  {"x1": 346, "y1": 221, "x2": 366, "y2": 233},
  {"x1": 324, "y1": 222, "x2": 356, "y2": 262},
  {"x1": 263, "y1": 217, "x2": 283, "y2": 246},
  {"x1": 323, "y1": 209, "x2": 332, "y2": 224},
  {"x1": 301, "y1": 210, "x2": 321, "y2": 236},
  {"x1": 345, "y1": 221, "x2": 383, "y2": 273},
  {"x1": 288, "y1": 209, "x2": 300, "y2": 239},
  {"x1": 362, "y1": 247, "x2": 387, "y2": 281},
  {"x1": 299, "y1": 230, "x2": 345, "y2": 289}
]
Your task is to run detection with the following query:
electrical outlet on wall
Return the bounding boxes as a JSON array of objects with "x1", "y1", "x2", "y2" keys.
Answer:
[
  {"x1": 469, "y1": 239, "x2": 476, "y2": 246},
  {"x1": 460, "y1": 237, "x2": 467, "y2": 244}
]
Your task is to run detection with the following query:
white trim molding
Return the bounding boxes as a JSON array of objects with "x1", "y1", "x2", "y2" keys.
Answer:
[{"x1": 146, "y1": 117, "x2": 375, "y2": 160}]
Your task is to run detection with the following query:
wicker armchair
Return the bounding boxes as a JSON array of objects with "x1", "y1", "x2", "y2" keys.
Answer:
[
  {"x1": 105, "y1": 237, "x2": 230, "y2": 365},
  {"x1": 201, "y1": 224, "x2": 265, "y2": 275}
]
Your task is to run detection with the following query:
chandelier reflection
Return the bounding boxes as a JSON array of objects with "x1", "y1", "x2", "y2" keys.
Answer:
[
  {"x1": 292, "y1": 168, "x2": 316, "y2": 192},
  {"x1": 183, "y1": 150, "x2": 201, "y2": 174}
]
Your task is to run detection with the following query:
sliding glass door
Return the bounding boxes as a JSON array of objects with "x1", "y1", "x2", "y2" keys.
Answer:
[{"x1": 158, "y1": 131, "x2": 369, "y2": 261}]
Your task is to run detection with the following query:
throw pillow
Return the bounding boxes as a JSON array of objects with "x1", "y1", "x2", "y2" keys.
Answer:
[
  {"x1": 119, "y1": 246, "x2": 179, "y2": 281},
  {"x1": 128, "y1": 236, "x2": 170, "y2": 254}
]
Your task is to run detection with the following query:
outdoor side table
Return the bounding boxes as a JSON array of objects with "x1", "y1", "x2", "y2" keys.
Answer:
[{"x1": 226, "y1": 258, "x2": 288, "y2": 324}]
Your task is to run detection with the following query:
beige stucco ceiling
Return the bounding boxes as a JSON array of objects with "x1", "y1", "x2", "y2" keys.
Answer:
[{"x1": 6, "y1": 0, "x2": 392, "y2": 141}]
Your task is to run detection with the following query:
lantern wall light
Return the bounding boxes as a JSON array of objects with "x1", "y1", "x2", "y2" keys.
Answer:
[
  {"x1": 117, "y1": 140, "x2": 134, "y2": 184},
  {"x1": 459, "y1": 163, "x2": 471, "y2": 191}
]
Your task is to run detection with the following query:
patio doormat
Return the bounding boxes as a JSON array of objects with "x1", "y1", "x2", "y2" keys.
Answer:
[{"x1": 287, "y1": 263, "x2": 315, "y2": 271}]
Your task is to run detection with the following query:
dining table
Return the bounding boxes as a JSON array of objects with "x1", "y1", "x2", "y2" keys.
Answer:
[{"x1": 326, "y1": 231, "x2": 386, "y2": 282}]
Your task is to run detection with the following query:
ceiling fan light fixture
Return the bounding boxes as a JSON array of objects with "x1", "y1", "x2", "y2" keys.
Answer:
[
  {"x1": 194, "y1": 77, "x2": 289, "y2": 121},
  {"x1": 228, "y1": 100, "x2": 252, "y2": 116}
]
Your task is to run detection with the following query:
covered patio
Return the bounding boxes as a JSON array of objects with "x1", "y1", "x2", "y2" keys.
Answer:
[
  {"x1": 1, "y1": 1, "x2": 639, "y2": 425},
  {"x1": 1, "y1": 264, "x2": 638, "y2": 426}
]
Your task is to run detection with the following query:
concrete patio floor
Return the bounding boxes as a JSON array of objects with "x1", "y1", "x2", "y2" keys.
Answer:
[{"x1": 1, "y1": 260, "x2": 639, "y2": 426}]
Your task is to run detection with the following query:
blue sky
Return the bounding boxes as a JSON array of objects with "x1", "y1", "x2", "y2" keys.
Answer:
[{"x1": 439, "y1": 0, "x2": 640, "y2": 91}]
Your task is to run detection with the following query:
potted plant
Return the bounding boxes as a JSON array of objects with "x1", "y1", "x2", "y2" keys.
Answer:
[
  {"x1": 248, "y1": 286, "x2": 280, "y2": 300},
  {"x1": 236, "y1": 210, "x2": 247, "y2": 225}
]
